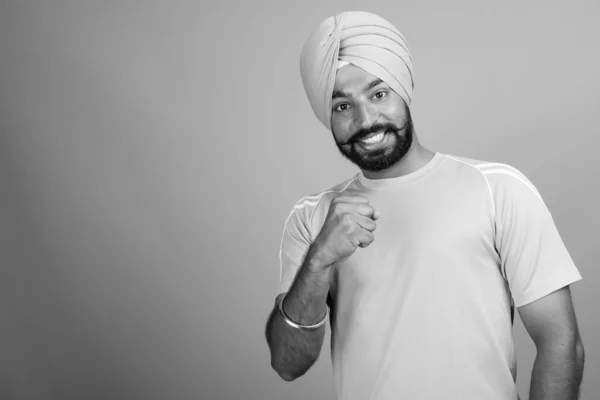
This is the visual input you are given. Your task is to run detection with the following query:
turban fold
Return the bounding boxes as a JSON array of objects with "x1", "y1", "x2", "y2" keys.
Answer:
[{"x1": 300, "y1": 11, "x2": 414, "y2": 131}]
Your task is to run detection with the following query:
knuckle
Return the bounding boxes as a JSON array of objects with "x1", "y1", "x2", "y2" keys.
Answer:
[{"x1": 342, "y1": 213, "x2": 354, "y2": 225}]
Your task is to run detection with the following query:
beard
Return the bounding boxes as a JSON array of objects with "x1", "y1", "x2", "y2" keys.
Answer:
[{"x1": 334, "y1": 108, "x2": 414, "y2": 173}]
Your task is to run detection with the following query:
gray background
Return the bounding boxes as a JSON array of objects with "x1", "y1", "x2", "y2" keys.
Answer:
[{"x1": 0, "y1": 1, "x2": 597, "y2": 399}]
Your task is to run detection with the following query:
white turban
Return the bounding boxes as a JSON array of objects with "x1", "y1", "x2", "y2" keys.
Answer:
[{"x1": 300, "y1": 11, "x2": 414, "y2": 131}]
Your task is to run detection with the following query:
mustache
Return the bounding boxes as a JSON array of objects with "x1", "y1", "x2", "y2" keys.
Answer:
[{"x1": 340, "y1": 122, "x2": 403, "y2": 146}]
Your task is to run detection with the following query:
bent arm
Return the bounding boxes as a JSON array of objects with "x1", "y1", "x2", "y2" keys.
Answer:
[{"x1": 265, "y1": 245, "x2": 331, "y2": 381}]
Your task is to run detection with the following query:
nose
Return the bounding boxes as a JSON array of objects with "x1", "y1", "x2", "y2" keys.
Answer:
[{"x1": 353, "y1": 101, "x2": 377, "y2": 131}]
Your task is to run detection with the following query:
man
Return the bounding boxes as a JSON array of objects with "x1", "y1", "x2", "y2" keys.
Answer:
[{"x1": 265, "y1": 11, "x2": 585, "y2": 400}]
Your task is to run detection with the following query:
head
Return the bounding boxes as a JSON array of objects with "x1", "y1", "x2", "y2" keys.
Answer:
[
  {"x1": 331, "y1": 64, "x2": 414, "y2": 172},
  {"x1": 299, "y1": 11, "x2": 416, "y2": 174}
]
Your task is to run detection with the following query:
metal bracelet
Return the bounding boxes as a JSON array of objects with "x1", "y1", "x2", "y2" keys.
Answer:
[{"x1": 278, "y1": 294, "x2": 328, "y2": 330}]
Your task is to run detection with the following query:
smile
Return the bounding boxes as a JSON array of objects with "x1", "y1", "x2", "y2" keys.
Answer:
[
  {"x1": 360, "y1": 132, "x2": 385, "y2": 145},
  {"x1": 357, "y1": 131, "x2": 392, "y2": 151}
]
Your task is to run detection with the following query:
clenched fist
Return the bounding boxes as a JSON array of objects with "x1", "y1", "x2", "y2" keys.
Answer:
[{"x1": 311, "y1": 195, "x2": 380, "y2": 268}]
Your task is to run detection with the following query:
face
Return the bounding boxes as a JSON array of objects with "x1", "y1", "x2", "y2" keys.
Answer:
[{"x1": 331, "y1": 65, "x2": 413, "y2": 173}]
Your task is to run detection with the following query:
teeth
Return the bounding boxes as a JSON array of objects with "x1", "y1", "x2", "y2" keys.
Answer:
[{"x1": 361, "y1": 132, "x2": 385, "y2": 144}]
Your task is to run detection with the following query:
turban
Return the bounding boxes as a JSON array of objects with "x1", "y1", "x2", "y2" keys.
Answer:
[{"x1": 300, "y1": 11, "x2": 414, "y2": 131}]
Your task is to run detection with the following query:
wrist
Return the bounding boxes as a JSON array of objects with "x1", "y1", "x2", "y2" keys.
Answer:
[{"x1": 304, "y1": 244, "x2": 332, "y2": 276}]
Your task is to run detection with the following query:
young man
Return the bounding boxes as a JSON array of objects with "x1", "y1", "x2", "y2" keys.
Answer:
[{"x1": 265, "y1": 11, "x2": 585, "y2": 400}]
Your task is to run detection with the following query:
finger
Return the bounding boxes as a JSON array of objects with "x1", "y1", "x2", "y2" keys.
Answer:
[
  {"x1": 353, "y1": 203, "x2": 378, "y2": 220},
  {"x1": 355, "y1": 215, "x2": 377, "y2": 232},
  {"x1": 373, "y1": 209, "x2": 381, "y2": 220},
  {"x1": 356, "y1": 229, "x2": 375, "y2": 248}
]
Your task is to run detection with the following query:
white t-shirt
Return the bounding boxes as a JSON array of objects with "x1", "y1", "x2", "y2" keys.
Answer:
[{"x1": 276, "y1": 152, "x2": 582, "y2": 400}]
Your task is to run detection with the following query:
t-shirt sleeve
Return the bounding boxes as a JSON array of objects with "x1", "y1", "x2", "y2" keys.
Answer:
[
  {"x1": 487, "y1": 166, "x2": 582, "y2": 308},
  {"x1": 276, "y1": 199, "x2": 313, "y2": 296}
]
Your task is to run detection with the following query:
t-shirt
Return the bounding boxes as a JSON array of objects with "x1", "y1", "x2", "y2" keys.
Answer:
[{"x1": 276, "y1": 152, "x2": 582, "y2": 400}]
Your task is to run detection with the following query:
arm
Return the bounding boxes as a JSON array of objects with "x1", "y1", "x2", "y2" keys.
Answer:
[
  {"x1": 266, "y1": 194, "x2": 378, "y2": 381},
  {"x1": 486, "y1": 167, "x2": 584, "y2": 396},
  {"x1": 518, "y1": 286, "x2": 585, "y2": 400},
  {"x1": 265, "y1": 245, "x2": 331, "y2": 381}
]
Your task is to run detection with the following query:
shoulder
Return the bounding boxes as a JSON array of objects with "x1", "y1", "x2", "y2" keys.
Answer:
[
  {"x1": 443, "y1": 153, "x2": 540, "y2": 195},
  {"x1": 441, "y1": 154, "x2": 546, "y2": 217},
  {"x1": 438, "y1": 153, "x2": 499, "y2": 183},
  {"x1": 442, "y1": 153, "x2": 519, "y2": 176}
]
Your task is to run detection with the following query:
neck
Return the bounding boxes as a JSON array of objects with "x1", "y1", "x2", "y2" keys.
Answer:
[{"x1": 361, "y1": 143, "x2": 436, "y2": 180}]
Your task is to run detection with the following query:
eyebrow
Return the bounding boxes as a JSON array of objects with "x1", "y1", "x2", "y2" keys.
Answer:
[{"x1": 332, "y1": 78, "x2": 384, "y2": 100}]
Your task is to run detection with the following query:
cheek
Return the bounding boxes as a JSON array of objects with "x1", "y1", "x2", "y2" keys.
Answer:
[
  {"x1": 331, "y1": 119, "x2": 353, "y2": 141},
  {"x1": 380, "y1": 101, "x2": 405, "y2": 121},
  {"x1": 391, "y1": 96, "x2": 411, "y2": 121}
]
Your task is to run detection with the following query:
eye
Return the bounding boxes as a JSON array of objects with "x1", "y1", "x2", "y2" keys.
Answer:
[
  {"x1": 373, "y1": 91, "x2": 387, "y2": 100},
  {"x1": 334, "y1": 103, "x2": 350, "y2": 112}
]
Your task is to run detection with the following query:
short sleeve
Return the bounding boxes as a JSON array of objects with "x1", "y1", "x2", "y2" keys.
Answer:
[
  {"x1": 276, "y1": 199, "x2": 313, "y2": 296},
  {"x1": 487, "y1": 166, "x2": 582, "y2": 308}
]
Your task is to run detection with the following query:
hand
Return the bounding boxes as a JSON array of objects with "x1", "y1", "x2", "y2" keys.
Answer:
[{"x1": 310, "y1": 195, "x2": 380, "y2": 268}]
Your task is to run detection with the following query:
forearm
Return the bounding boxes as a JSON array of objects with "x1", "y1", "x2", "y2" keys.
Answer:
[
  {"x1": 266, "y1": 247, "x2": 331, "y2": 381},
  {"x1": 529, "y1": 342, "x2": 585, "y2": 400}
]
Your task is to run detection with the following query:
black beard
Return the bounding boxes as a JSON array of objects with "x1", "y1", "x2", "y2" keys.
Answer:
[{"x1": 334, "y1": 112, "x2": 414, "y2": 173}]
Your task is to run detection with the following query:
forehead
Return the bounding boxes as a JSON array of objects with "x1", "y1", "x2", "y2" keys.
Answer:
[{"x1": 333, "y1": 64, "x2": 387, "y2": 94}]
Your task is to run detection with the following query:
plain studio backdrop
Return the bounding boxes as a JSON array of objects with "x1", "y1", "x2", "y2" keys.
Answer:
[{"x1": 0, "y1": 1, "x2": 598, "y2": 399}]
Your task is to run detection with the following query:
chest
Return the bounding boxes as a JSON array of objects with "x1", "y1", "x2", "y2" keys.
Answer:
[{"x1": 329, "y1": 182, "x2": 496, "y2": 294}]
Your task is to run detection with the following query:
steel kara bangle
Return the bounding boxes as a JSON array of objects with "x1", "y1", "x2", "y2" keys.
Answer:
[{"x1": 278, "y1": 294, "x2": 328, "y2": 330}]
